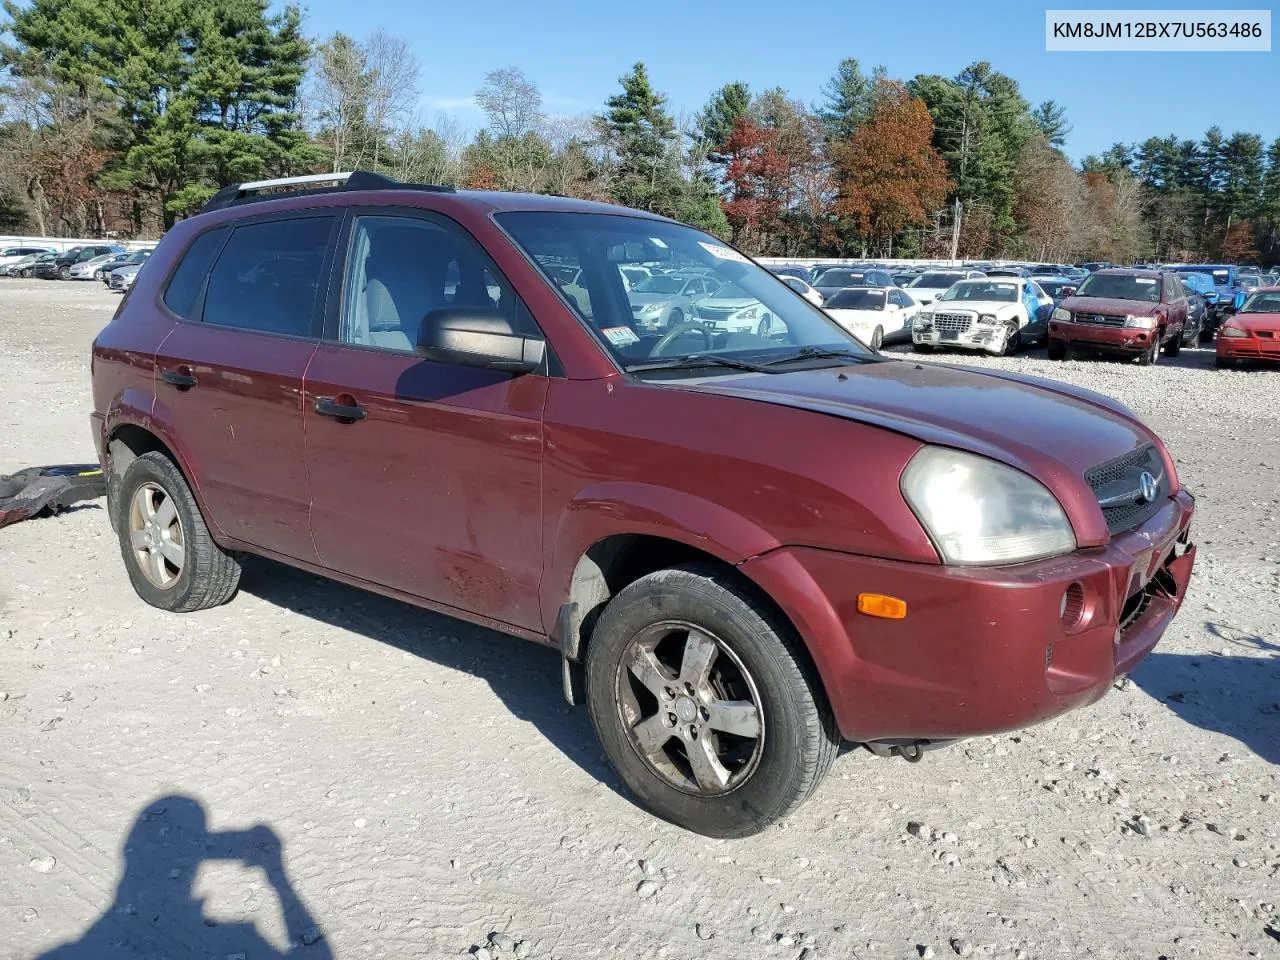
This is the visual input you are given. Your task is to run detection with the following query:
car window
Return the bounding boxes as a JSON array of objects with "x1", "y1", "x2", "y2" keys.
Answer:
[
  {"x1": 783, "y1": 277, "x2": 804, "y2": 293},
  {"x1": 338, "y1": 214, "x2": 535, "y2": 354},
  {"x1": 163, "y1": 228, "x2": 229, "y2": 319},
  {"x1": 1241, "y1": 292, "x2": 1280, "y2": 313},
  {"x1": 202, "y1": 217, "x2": 334, "y2": 337},
  {"x1": 1074, "y1": 273, "x2": 1161, "y2": 303}
]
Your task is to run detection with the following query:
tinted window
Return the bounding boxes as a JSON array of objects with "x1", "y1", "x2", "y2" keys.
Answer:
[
  {"x1": 1074, "y1": 273, "x2": 1161, "y2": 303},
  {"x1": 339, "y1": 214, "x2": 534, "y2": 354},
  {"x1": 814, "y1": 269, "x2": 867, "y2": 287},
  {"x1": 826, "y1": 288, "x2": 886, "y2": 310},
  {"x1": 203, "y1": 218, "x2": 333, "y2": 336},
  {"x1": 163, "y1": 228, "x2": 228, "y2": 319},
  {"x1": 911, "y1": 272, "x2": 964, "y2": 288}
]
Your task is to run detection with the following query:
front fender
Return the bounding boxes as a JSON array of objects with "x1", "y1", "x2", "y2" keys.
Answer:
[{"x1": 541, "y1": 480, "x2": 782, "y2": 636}]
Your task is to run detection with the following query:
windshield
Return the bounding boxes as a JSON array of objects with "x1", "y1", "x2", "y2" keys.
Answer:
[
  {"x1": 813, "y1": 268, "x2": 867, "y2": 287},
  {"x1": 910, "y1": 272, "x2": 964, "y2": 288},
  {"x1": 1038, "y1": 280, "x2": 1074, "y2": 296},
  {"x1": 939, "y1": 280, "x2": 1019, "y2": 302},
  {"x1": 497, "y1": 211, "x2": 873, "y2": 371},
  {"x1": 825, "y1": 288, "x2": 886, "y2": 310},
  {"x1": 1075, "y1": 274, "x2": 1162, "y2": 303},
  {"x1": 632, "y1": 275, "x2": 687, "y2": 294},
  {"x1": 1211, "y1": 270, "x2": 1231, "y2": 285},
  {"x1": 1241, "y1": 291, "x2": 1280, "y2": 313}
]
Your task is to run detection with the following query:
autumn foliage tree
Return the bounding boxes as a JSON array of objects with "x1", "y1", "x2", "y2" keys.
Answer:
[
  {"x1": 719, "y1": 116, "x2": 787, "y2": 246},
  {"x1": 831, "y1": 83, "x2": 951, "y2": 255}
]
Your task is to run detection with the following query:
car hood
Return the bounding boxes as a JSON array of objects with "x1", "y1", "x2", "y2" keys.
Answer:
[
  {"x1": 927, "y1": 300, "x2": 1017, "y2": 313},
  {"x1": 666, "y1": 359, "x2": 1154, "y2": 532},
  {"x1": 907, "y1": 287, "x2": 948, "y2": 299},
  {"x1": 1232, "y1": 312, "x2": 1280, "y2": 332},
  {"x1": 826, "y1": 308, "x2": 888, "y2": 324},
  {"x1": 1061, "y1": 296, "x2": 1160, "y2": 315},
  {"x1": 698, "y1": 297, "x2": 757, "y2": 309},
  {"x1": 630, "y1": 293, "x2": 676, "y2": 306}
]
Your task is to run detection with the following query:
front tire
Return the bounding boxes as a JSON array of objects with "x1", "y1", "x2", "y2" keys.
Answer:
[
  {"x1": 58, "y1": 265, "x2": 70, "y2": 280},
  {"x1": 585, "y1": 564, "x2": 838, "y2": 838},
  {"x1": 116, "y1": 451, "x2": 240, "y2": 612},
  {"x1": 1137, "y1": 340, "x2": 1159, "y2": 366},
  {"x1": 869, "y1": 325, "x2": 883, "y2": 350},
  {"x1": 997, "y1": 325, "x2": 1021, "y2": 356}
]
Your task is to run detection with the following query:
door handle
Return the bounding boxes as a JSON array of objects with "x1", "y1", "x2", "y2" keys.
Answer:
[
  {"x1": 314, "y1": 396, "x2": 367, "y2": 423},
  {"x1": 160, "y1": 368, "x2": 197, "y2": 390}
]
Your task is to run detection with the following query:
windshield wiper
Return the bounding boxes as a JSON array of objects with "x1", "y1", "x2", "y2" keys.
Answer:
[
  {"x1": 760, "y1": 346, "x2": 875, "y2": 367},
  {"x1": 624, "y1": 354, "x2": 778, "y2": 374}
]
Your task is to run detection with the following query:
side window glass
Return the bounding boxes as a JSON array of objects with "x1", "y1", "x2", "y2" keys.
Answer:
[
  {"x1": 202, "y1": 218, "x2": 334, "y2": 337},
  {"x1": 163, "y1": 227, "x2": 228, "y2": 319},
  {"x1": 339, "y1": 214, "x2": 536, "y2": 354}
]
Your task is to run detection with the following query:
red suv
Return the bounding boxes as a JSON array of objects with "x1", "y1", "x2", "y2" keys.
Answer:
[
  {"x1": 90, "y1": 173, "x2": 1196, "y2": 836},
  {"x1": 1048, "y1": 268, "x2": 1189, "y2": 364}
]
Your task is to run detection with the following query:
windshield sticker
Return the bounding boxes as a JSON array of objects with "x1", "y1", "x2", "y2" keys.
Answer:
[
  {"x1": 601, "y1": 326, "x2": 640, "y2": 347},
  {"x1": 698, "y1": 241, "x2": 749, "y2": 263},
  {"x1": 1135, "y1": 278, "x2": 1157, "y2": 285}
]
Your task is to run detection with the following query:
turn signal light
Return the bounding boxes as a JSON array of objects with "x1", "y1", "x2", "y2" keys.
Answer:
[{"x1": 857, "y1": 593, "x2": 907, "y2": 619}]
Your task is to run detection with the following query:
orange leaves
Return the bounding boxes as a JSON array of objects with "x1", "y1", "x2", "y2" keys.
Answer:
[
  {"x1": 719, "y1": 116, "x2": 788, "y2": 245},
  {"x1": 830, "y1": 83, "x2": 952, "y2": 247}
]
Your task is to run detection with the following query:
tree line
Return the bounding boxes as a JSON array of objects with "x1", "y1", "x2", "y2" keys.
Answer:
[{"x1": 1, "y1": 0, "x2": 1277, "y2": 265}]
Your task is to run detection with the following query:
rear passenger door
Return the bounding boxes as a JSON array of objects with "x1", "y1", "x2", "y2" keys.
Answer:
[
  {"x1": 302, "y1": 209, "x2": 548, "y2": 631},
  {"x1": 152, "y1": 213, "x2": 338, "y2": 562}
]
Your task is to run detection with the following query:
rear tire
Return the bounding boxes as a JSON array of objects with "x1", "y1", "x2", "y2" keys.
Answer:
[
  {"x1": 1047, "y1": 339, "x2": 1067, "y2": 361},
  {"x1": 116, "y1": 451, "x2": 241, "y2": 612},
  {"x1": 585, "y1": 563, "x2": 839, "y2": 838}
]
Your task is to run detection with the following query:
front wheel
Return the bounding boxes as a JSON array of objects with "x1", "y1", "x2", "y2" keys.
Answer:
[
  {"x1": 1162, "y1": 332, "x2": 1181, "y2": 357},
  {"x1": 997, "y1": 325, "x2": 1021, "y2": 356},
  {"x1": 585, "y1": 564, "x2": 839, "y2": 838},
  {"x1": 869, "y1": 325, "x2": 883, "y2": 350},
  {"x1": 757, "y1": 314, "x2": 773, "y2": 337},
  {"x1": 117, "y1": 451, "x2": 241, "y2": 612},
  {"x1": 1137, "y1": 340, "x2": 1159, "y2": 366},
  {"x1": 58, "y1": 265, "x2": 70, "y2": 280}
]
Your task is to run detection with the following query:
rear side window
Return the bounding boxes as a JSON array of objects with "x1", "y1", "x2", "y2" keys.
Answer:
[
  {"x1": 202, "y1": 217, "x2": 335, "y2": 337},
  {"x1": 163, "y1": 228, "x2": 228, "y2": 319}
]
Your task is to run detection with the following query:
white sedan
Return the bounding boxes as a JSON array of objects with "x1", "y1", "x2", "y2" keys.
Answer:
[
  {"x1": 912, "y1": 278, "x2": 1050, "y2": 355},
  {"x1": 690, "y1": 283, "x2": 783, "y2": 337},
  {"x1": 779, "y1": 275, "x2": 824, "y2": 306},
  {"x1": 822, "y1": 286, "x2": 919, "y2": 349},
  {"x1": 905, "y1": 269, "x2": 987, "y2": 305}
]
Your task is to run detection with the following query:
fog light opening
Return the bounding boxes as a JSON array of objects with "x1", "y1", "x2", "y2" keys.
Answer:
[{"x1": 1060, "y1": 582, "x2": 1086, "y2": 631}]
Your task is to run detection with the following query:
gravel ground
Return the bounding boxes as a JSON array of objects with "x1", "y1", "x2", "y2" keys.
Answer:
[{"x1": 1, "y1": 281, "x2": 1278, "y2": 960}]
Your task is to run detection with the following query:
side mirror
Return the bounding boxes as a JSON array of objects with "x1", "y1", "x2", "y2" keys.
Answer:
[{"x1": 416, "y1": 308, "x2": 546, "y2": 374}]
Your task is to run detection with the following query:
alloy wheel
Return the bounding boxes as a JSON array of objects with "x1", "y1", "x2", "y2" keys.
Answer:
[
  {"x1": 127, "y1": 482, "x2": 186, "y2": 588},
  {"x1": 615, "y1": 620, "x2": 765, "y2": 796}
]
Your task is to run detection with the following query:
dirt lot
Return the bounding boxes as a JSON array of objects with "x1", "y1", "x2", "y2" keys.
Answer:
[{"x1": 1, "y1": 281, "x2": 1278, "y2": 960}]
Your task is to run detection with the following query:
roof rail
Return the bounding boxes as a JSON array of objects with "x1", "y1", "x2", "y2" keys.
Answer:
[{"x1": 201, "y1": 170, "x2": 455, "y2": 213}]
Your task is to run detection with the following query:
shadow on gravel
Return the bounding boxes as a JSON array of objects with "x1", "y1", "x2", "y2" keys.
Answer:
[
  {"x1": 1132, "y1": 627, "x2": 1280, "y2": 765},
  {"x1": 37, "y1": 794, "x2": 331, "y2": 959},
  {"x1": 238, "y1": 557, "x2": 630, "y2": 801}
]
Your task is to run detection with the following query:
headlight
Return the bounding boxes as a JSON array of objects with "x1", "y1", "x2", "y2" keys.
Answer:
[
  {"x1": 915, "y1": 311, "x2": 933, "y2": 329},
  {"x1": 1219, "y1": 324, "x2": 1248, "y2": 338},
  {"x1": 639, "y1": 302, "x2": 664, "y2": 316},
  {"x1": 1052, "y1": 307, "x2": 1071, "y2": 321},
  {"x1": 1124, "y1": 314, "x2": 1155, "y2": 329},
  {"x1": 901, "y1": 447, "x2": 1076, "y2": 565},
  {"x1": 977, "y1": 313, "x2": 997, "y2": 325},
  {"x1": 737, "y1": 307, "x2": 757, "y2": 320}
]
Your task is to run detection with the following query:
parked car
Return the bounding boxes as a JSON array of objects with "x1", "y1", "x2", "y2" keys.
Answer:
[
  {"x1": 1175, "y1": 271, "x2": 1221, "y2": 341},
  {"x1": 767, "y1": 264, "x2": 815, "y2": 284},
  {"x1": 0, "y1": 244, "x2": 55, "y2": 270},
  {"x1": 93, "y1": 248, "x2": 153, "y2": 281},
  {"x1": 69, "y1": 252, "x2": 124, "y2": 280},
  {"x1": 912, "y1": 277, "x2": 1051, "y2": 355},
  {"x1": 986, "y1": 266, "x2": 1030, "y2": 278},
  {"x1": 0, "y1": 252, "x2": 51, "y2": 277},
  {"x1": 13, "y1": 251, "x2": 59, "y2": 278},
  {"x1": 822, "y1": 286, "x2": 917, "y2": 348},
  {"x1": 891, "y1": 270, "x2": 920, "y2": 287},
  {"x1": 90, "y1": 170, "x2": 1197, "y2": 837},
  {"x1": 1166, "y1": 264, "x2": 1247, "y2": 320},
  {"x1": 108, "y1": 262, "x2": 144, "y2": 291},
  {"x1": 1216, "y1": 287, "x2": 1280, "y2": 368},
  {"x1": 811, "y1": 266, "x2": 895, "y2": 300},
  {"x1": 905, "y1": 269, "x2": 986, "y2": 305},
  {"x1": 1029, "y1": 264, "x2": 1071, "y2": 277},
  {"x1": 628, "y1": 271, "x2": 720, "y2": 332},
  {"x1": 1048, "y1": 269, "x2": 1189, "y2": 364},
  {"x1": 37, "y1": 243, "x2": 124, "y2": 279},
  {"x1": 778, "y1": 274, "x2": 824, "y2": 306},
  {"x1": 1034, "y1": 276, "x2": 1080, "y2": 309},
  {"x1": 689, "y1": 282, "x2": 779, "y2": 337}
]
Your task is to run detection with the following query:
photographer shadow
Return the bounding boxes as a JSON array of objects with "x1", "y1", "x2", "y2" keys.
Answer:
[{"x1": 38, "y1": 794, "x2": 331, "y2": 959}]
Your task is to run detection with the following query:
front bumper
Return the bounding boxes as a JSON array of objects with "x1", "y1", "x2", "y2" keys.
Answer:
[
  {"x1": 742, "y1": 490, "x2": 1195, "y2": 742},
  {"x1": 1217, "y1": 334, "x2": 1280, "y2": 361},
  {"x1": 913, "y1": 324, "x2": 1005, "y2": 353},
  {"x1": 1049, "y1": 320, "x2": 1157, "y2": 354}
]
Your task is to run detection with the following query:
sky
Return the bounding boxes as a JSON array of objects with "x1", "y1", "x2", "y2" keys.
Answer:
[{"x1": 301, "y1": 0, "x2": 1280, "y2": 161}]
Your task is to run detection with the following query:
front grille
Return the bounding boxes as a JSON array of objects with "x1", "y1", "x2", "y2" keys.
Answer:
[
  {"x1": 933, "y1": 312, "x2": 972, "y2": 333},
  {"x1": 1074, "y1": 312, "x2": 1126, "y2": 326},
  {"x1": 696, "y1": 306, "x2": 738, "y2": 321},
  {"x1": 1085, "y1": 445, "x2": 1167, "y2": 535}
]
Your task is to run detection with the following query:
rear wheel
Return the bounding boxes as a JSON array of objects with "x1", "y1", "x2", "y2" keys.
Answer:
[
  {"x1": 117, "y1": 451, "x2": 240, "y2": 612},
  {"x1": 1047, "y1": 339, "x2": 1067, "y2": 361},
  {"x1": 585, "y1": 564, "x2": 838, "y2": 837}
]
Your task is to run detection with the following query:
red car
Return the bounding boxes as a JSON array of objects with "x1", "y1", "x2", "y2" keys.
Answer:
[
  {"x1": 1216, "y1": 287, "x2": 1280, "y2": 368},
  {"x1": 1048, "y1": 268, "x2": 1189, "y2": 364},
  {"x1": 90, "y1": 173, "x2": 1197, "y2": 836}
]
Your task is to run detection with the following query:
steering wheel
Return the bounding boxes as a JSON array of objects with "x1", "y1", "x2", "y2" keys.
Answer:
[{"x1": 649, "y1": 320, "x2": 713, "y2": 357}]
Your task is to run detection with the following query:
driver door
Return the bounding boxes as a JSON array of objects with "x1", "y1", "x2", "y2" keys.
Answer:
[{"x1": 302, "y1": 209, "x2": 549, "y2": 632}]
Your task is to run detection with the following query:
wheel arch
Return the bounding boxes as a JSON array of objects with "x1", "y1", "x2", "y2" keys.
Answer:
[{"x1": 104, "y1": 417, "x2": 218, "y2": 539}]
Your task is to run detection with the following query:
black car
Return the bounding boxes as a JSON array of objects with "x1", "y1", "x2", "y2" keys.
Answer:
[
  {"x1": 35, "y1": 244, "x2": 123, "y2": 280},
  {"x1": 812, "y1": 266, "x2": 896, "y2": 299}
]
